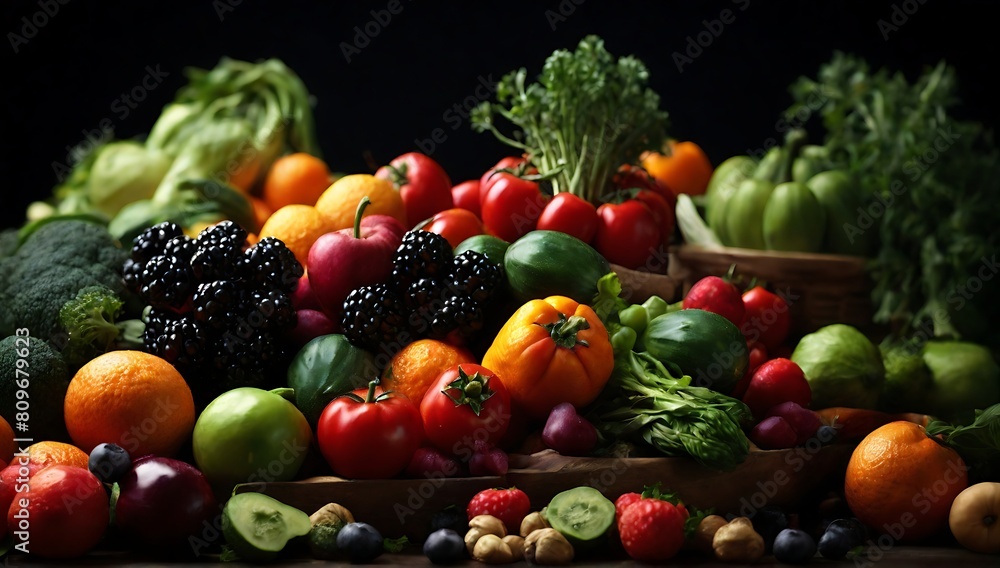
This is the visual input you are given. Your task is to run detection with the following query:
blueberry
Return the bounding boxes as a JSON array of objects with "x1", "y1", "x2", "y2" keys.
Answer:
[
  {"x1": 818, "y1": 518, "x2": 867, "y2": 559},
  {"x1": 429, "y1": 506, "x2": 467, "y2": 535},
  {"x1": 423, "y1": 528, "x2": 466, "y2": 564},
  {"x1": 88, "y1": 443, "x2": 131, "y2": 483},
  {"x1": 773, "y1": 528, "x2": 817, "y2": 564},
  {"x1": 336, "y1": 522, "x2": 384, "y2": 563}
]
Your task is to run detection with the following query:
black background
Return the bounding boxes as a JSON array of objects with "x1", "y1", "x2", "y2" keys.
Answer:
[{"x1": 2, "y1": 0, "x2": 997, "y2": 230}]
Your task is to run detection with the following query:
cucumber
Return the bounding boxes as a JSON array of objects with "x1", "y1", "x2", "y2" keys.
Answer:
[
  {"x1": 544, "y1": 486, "x2": 616, "y2": 547},
  {"x1": 642, "y1": 309, "x2": 748, "y2": 395},
  {"x1": 504, "y1": 230, "x2": 610, "y2": 304},
  {"x1": 454, "y1": 234, "x2": 509, "y2": 268},
  {"x1": 222, "y1": 492, "x2": 312, "y2": 562}
]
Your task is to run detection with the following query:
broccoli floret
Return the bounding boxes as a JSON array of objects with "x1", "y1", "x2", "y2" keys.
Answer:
[
  {"x1": 58, "y1": 285, "x2": 145, "y2": 369},
  {"x1": 0, "y1": 335, "x2": 71, "y2": 442},
  {"x1": 0, "y1": 220, "x2": 132, "y2": 342}
]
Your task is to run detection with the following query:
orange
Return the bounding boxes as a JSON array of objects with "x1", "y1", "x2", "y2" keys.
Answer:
[
  {"x1": 845, "y1": 421, "x2": 968, "y2": 542},
  {"x1": 7, "y1": 465, "x2": 109, "y2": 558},
  {"x1": 258, "y1": 204, "x2": 331, "y2": 268},
  {"x1": 24, "y1": 440, "x2": 90, "y2": 472},
  {"x1": 0, "y1": 415, "x2": 14, "y2": 465},
  {"x1": 314, "y1": 173, "x2": 407, "y2": 231},
  {"x1": 227, "y1": 156, "x2": 263, "y2": 194},
  {"x1": 381, "y1": 339, "x2": 476, "y2": 406},
  {"x1": 63, "y1": 350, "x2": 196, "y2": 458},
  {"x1": 262, "y1": 152, "x2": 332, "y2": 210}
]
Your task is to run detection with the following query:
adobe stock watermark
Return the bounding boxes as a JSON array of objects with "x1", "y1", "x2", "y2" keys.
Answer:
[
  {"x1": 544, "y1": 0, "x2": 586, "y2": 31},
  {"x1": 841, "y1": 124, "x2": 959, "y2": 245},
  {"x1": 7, "y1": 0, "x2": 71, "y2": 54},
  {"x1": 340, "y1": 0, "x2": 414, "y2": 63},
  {"x1": 50, "y1": 64, "x2": 171, "y2": 182},
  {"x1": 672, "y1": 0, "x2": 751, "y2": 73},
  {"x1": 212, "y1": 0, "x2": 243, "y2": 21},
  {"x1": 877, "y1": 0, "x2": 929, "y2": 41},
  {"x1": 414, "y1": 74, "x2": 498, "y2": 156}
]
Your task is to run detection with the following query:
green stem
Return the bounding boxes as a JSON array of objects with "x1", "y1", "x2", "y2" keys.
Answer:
[
  {"x1": 364, "y1": 379, "x2": 379, "y2": 403},
  {"x1": 353, "y1": 196, "x2": 371, "y2": 239},
  {"x1": 537, "y1": 314, "x2": 592, "y2": 349}
]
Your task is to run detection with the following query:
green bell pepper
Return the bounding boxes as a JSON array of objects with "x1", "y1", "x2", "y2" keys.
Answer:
[{"x1": 286, "y1": 334, "x2": 377, "y2": 426}]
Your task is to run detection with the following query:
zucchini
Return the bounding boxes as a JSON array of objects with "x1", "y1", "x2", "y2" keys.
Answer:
[
  {"x1": 642, "y1": 309, "x2": 748, "y2": 395},
  {"x1": 504, "y1": 230, "x2": 610, "y2": 304},
  {"x1": 222, "y1": 492, "x2": 312, "y2": 562}
]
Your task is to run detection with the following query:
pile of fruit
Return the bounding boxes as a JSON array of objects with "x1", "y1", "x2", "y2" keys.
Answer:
[{"x1": 2, "y1": 36, "x2": 1000, "y2": 565}]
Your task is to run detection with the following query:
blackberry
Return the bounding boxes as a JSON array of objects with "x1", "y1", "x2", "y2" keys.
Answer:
[
  {"x1": 143, "y1": 308, "x2": 173, "y2": 345},
  {"x1": 392, "y1": 230, "x2": 453, "y2": 284},
  {"x1": 240, "y1": 288, "x2": 297, "y2": 331},
  {"x1": 239, "y1": 237, "x2": 303, "y2": 293},
  {"x1": 146, "y1": 316, "x2": 209, "y2": 368},
  {"x1": 162, "y1": 235, "x2": 198, "y2": 264},
  {"x1": 341, "y1": 284, "x2": 408, "y2": 354},
  {"x1": 192, "y1": 280, "x2": 239, "y2": 330},
  {"x1": 190, "y1": 221, "x2": 247, "y2": 282},
  {"x1": 122, "y1": 258, "x2": 144, "y2": 294},
  {"x1": 433, "y1": 295, "x2": 486, "y2": 338},
  {"x1": 140, "y1": 255, "x2": 194, "y2": 310},
  {"x1": 449, "y1": 251, "x2": 503, "y2": 303},
  {"x1": 131, "y1": 222, "x2": 184, "y2": 264}
]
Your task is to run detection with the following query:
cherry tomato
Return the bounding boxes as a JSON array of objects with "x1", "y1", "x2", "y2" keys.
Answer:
[
  {"x1": 451, "y1": 179, "x2": 482, "y2": 217},
  {"x1": 536, "y1": 193, "x2": 599, "y2": 244},
  {"x1": 420, "y1": 364, "x2": 511, "y2": 458},
  {"x1": 614, "y1": 164, "x2": 678, "y2": 213},
  {"x1": 422, "y1": 208, "x2": 484, "y2": 249},
  {"x1": 376, "y1": 152, "x2": 453, "y2": 229},
  {"x1": 317, "y1": 380, "x2": 424, "y2": 479},
  {"x1": 741, "y1": 286, "x2": 792, "y2": 351},
  {"x1": 480, "y1": 173, "x2": 549, "y2": 243},
  {"x1": 479, "y1": 156, "x2": 529, "y2": 204},
  {"x1": 594, "y1": 198, "x2": 662, "y2": 269}
]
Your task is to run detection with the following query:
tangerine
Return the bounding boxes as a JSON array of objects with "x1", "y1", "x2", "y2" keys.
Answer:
[
  {"x1": 314, "y1": 174, "x2": 407, "y2": 231},
  {"x1": 844, "y1": 421, "x2": 968, "y2": 542},
  {"x1": 381, "y1": 339, "x2": 476, "y2": 406},
  {"x1": 63, "y1": 351, "x2": 196, "y2": 458},
  {"x1": 262, "y1": 152, "x2": 332, "y2": 210},
  {"x1": 23, "y1": 441, "x2": 90, "y2": 473},
  {"x1": 257, "y1": 204, "x2": 332, "y2": 269}
]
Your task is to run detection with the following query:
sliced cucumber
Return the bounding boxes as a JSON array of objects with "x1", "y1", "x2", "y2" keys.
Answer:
[
  {"x1": 544, "y1": 486, "x2": 616, "y2": 546},
  {"x1": 222, "y1": 492, "x2": 312, "y2": 562}
]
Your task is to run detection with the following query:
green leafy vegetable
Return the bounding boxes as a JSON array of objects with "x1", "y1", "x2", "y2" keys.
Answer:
[
  {"x1": 785, "y1": 53, "x2": 1000, "y2": 351},
  {"x1": 472, "y1": 35, "x2": 668, "y2": 202},
  {"x1": 926, "y1": 403, "x2": 1000, "y2": 483},
  {"x1": 58, "y1": 285, "x2": 144, "y2": 369}
]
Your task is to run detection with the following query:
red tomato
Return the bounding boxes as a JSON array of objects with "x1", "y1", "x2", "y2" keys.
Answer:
[
  {"x1": 594, "y1": 198, "x2": 662, "y2": 269},
  {"x1": 683, "y1": 275, "x2": 746, "y2": 326},
  {"x1": 451, "y1": 179, "x2": 482, "y2": 217},
  {"x1": 733, "y1": 341, "x2": 769, "y2": 399},
  {"x1": 420, "y1": 364, "x2": 511, "y2": 458},
  {"x1": 480, "y1": 173, "x2": 549, "y2": 243},
  {"x1": 375, "y1": 152, "x2": 453, "y2": 228},
  {"x1": 741, "y1": 358, "x2": 811, "y2": 420},
  {"x1": 422, "y1": 208, "x2": 484, "y2": 248},
  {"x1": 633, "y1": 189, "x2": 676, "y2": 245},
  {"x1": 316, "y1": 381, "x2": 424, "y2": 479},
  {"x1": 536, "y1": 193, "x2": 599, "y2": 244},
  {"x1": 614, "y1": 164, "x2": 678, "y2": 213},
  {"x1": 741, "y1": 286, "x2": 792, "y2": 351},
  {"x1": 479, "y1": 156, "x2": 529, "y2": 204}
]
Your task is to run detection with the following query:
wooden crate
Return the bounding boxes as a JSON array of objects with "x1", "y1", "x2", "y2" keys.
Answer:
[{"x1": 668, "y1": 244, "x2": 876, "y2": 337}]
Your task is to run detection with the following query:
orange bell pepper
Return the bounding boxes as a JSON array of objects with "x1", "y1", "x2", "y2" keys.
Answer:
[
  {"x1": 641, "y1": 140, "x2": 714, "y2": 197},
  {"x1": 481, "y1": 296, "x2": 614, "y2": 420}
]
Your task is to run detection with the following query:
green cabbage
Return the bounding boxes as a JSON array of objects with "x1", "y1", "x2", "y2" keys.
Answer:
[
  {"x1": 791, "y1": 324, "x2": 885, "y2": 409},
  {"x1": 879, "y1": 338, "x2": 933, "y2": 413},
  {"x1": 922, "y1": 341, "x2": 1000, "y2": 421}
]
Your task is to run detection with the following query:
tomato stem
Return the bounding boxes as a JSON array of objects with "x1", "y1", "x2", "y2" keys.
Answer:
[
  {"x1": 364, "y1": 379, "x2": 379, "y2": 403},
  {"x1": 353, "y1": 196, "x2": 372, "y2": 239},
  {"x1": 538, "y1": 314, "x2": 591, "y2": 350},
  {"x1": 442, "y1": 366, "x2": 494, "y2": 416}
]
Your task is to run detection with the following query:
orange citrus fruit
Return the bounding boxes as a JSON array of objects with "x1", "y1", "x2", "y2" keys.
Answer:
[
  {"x1": 63, "y1": 351, "x2": 196, "y2": 458},
  {"x1": 24, "y1": 441, "x2": 90, "y2": 472},
  {"x1": 315, "y1": 174, "x2": 407, "y2": 231},
  {"x1": 262, "y1": 152, "x2": 332, "y2": 210},
  {"x1": 249, "y1": 195, "x2": 274, "y2": 229},
  {"x1": 381, "y1": 339, "x2": 476, "y2": 406},
  {"x1": 0, "y1": 416, "x2": 14, "y2": 465},
  {"x1": 257, "y1": 204, "x2": 332, "y2": 268},
  {"x1": 845, "y1": 421, "x2": 968, "y2": 542}
]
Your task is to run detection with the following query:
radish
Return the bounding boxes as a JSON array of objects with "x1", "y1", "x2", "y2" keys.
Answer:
[{"x1": 683, "y1": 275, "x2": 745, "y2": 326}]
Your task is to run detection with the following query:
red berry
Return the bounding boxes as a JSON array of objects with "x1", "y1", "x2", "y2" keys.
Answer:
[
  {"x1": 617, "y1": 499, "x2": 686, "y2": 562},
  {"x1": 467, "y1": 487, "x2": 530, "y2": 535},
  {"x1": 614, "y1": 492, "x2": 642, "y2": 519}
]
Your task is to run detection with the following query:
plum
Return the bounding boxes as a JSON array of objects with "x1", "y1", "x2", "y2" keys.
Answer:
[
  {"x1": 286, "y1": 308, "x2": 337, "y2": 348},
  {"x1": 114, "y1": 455, "x2": 218, "y2": 553},
  {"x1": 749, "y1": 416, "x2": 797, "y2": 450},
  {"x1": 542, "y1": 402, "x2": 598, "y2": 456},
  {"x1": 765, "y1": 401, "x2": 822, "y2": 446}
]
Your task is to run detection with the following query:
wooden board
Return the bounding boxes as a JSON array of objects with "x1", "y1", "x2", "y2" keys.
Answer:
[
  {"x1": 610, "y1": 263, "x2": 681, "y2": 304},
  {"x1": 235, "y1": 445, "x2": 853, "y2": 541}
]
